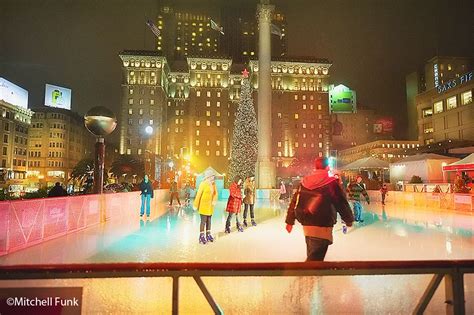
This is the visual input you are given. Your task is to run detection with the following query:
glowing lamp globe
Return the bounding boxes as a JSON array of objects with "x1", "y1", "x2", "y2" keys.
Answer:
[
  {"x1": 145, "y1": 126, "x2": 154, "y2": 135},
  {"x1": 84, "y1": 106, "x2": 117, "y2": 137}
]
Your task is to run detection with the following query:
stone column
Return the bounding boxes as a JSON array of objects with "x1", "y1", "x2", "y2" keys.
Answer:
[{"x1": 256, "y1": 0, "x2": 276, "y2": 188}]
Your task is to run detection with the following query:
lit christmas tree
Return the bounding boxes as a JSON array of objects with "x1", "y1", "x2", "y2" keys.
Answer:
[{"x1": 228, "y1": 69, "x2": 258, "y2": 183}]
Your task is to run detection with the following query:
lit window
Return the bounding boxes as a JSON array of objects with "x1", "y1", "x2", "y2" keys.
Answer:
[
  {"x1": 128, "y1": 98, "x2": 133, "y2": 105},
  {"x1": 129, "y1": 89, "x2": 133, "y2": 95},
  {"x1": 175, "y1": 110, "x2": 180, "y2": 115},
  {"x1": 216, "y1": 151, "x2": 220, "y2": 156},
  {"x1": 196, "y1": 130, "x2": 200, "y2": 136},
  {"x1": 150, "y1": 99, "x2": 155, "y2": 105},
  {"x1": 149, "y1": 119, "x2": 153, "y2": 125},
  {"x1": 128, "y1": 109, "x2": 133, "y2": 115},
  {"x1": 303, "y1": 104, "x2": 307, "y2": 110},
  {"x1": 294, "y1": 114, "x2": 299, "y2": 119},
  {"x1": 319, "y1": 143, "x2": 323, "y2": 148},
  {"x1": 278, "y1": 142, "x2": 281, "y2": 147},
  {"x1": 206, "y1": 111, "x2": 211, "y2": 117},
  {"x1": 461, "y1": 91, "x2": 472, "y2": 105},
  {"x1": 207, "y1": 91, "x2": 211, "y2": 97},
  {"x1": 303, "y1": 124, "x2": 306, "y2": 129},
  {"x1": 217, "y1": 111, "x2": 221, "y2": 117},
  {"x1": 139, "y1": 109, "x2": 143, "y2": 115},
  {"x1": 206, "y1": 150, "x2": 210, "y2": 156},
  {"x1": 447, "y1": 96, "x2": 457, "y2": 110},
  {"x1": 207, "y1": 121, "x2": 211, "y2": 126},
  {"x1": 138, "y1": 119, "x2": 143, "y2": 125},
  {"x1": 207, "y1": 101, "x2": 211, "y2": 107},
  {"x1": 175, "y1": 118, "x2": 179, "y2": 124},
  {"x1": 216, "y1": 140, "x2": 220, "y2": 146},
  {"x1": 310, "y1": 95, "x2": 314, "y2": 100},
  {"x1": 294, "y1": 95, "x2": 298, "y2": 100},
  {"x1": 138, "y1": 149, "x2": 142, "y2": 155},
  {"x1": 433, "y1": 101, "x2": 443, "y2": 114},
  {"x1": 217, "y1": 101, "x2": 220, "y2": 107},
  {"x1": 196, "y1": 120, "x2": 200, "y2": 126},
  {"x1": 196, "y1": 140, "x2": 200, "y2": 146},
  {"x1": 318, "y1": 105, "x2": 322, "y2": 110},
  {"x1": 278, "y1": 152, "x2": 282, "y2": 157},
  {"x1": 139, "y1": 99, "x2": 144, "y2": 105},
  {"x1": 151, "y1": 90, "x2": 155, "y2": 95},
  {"x1": 318, "y1": 114, "x2": 322, "y2": 119},
  {"x1": 302, "y1": 95, "x2": 306, "y2": 100},
  {"x1": 422, "y1": 108, "x2": 433, "y2": 117},
  {"x1": 217, "y1": 92, "x2": 221, "y2": 97},
  {"x1": 217, "y1": 121, "x2": 220, "y2": 127},
  {"x1": 277, "y1": 113, "x2": 282, "y2": 118},
  {"x1": 197, "y1": 91, "x2": 201, "y2": 97},
  {"x1": 126, "y1": 149, "x2": 131, "y2": 155}
]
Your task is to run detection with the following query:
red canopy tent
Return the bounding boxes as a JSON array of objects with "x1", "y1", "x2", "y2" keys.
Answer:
[{"x1": 442, "y1": 153, "x2": 474, "y2": 172}]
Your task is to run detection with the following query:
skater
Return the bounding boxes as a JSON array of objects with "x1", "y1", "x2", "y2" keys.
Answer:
[
  {"x1": 225, "y1": 175, "x2": 244, "y2": 233},
  {"x1": 347, "y1": 175, "x2": 370, "y2": 223},
  {"x1": 279, "y1": 180, "x2": 287, "y2": 201},
  {"x1": 380, "y1": 183, "x2": 388, "y2": 205},
  {"x1": 139, "y1": 175, "x2": 154, "y2": 218},
  {"x1": 48, "y1": 182, "x2": 68, "y2": 197},
  {"x1": 183, "y1": 182, "x2": 192, "y2": 206},
  {"x1": 285, "y1": 157, "x2": 354, "y2": 261},
  {"x1": 193, "y1": 170, "x2": 218, "y2": 244},
  {"x1": 243, "y1": 176, "x2": 257, "y2": 227},
  {"x1": 169, "y1": 179, "x2": 181, "y2": 206}
]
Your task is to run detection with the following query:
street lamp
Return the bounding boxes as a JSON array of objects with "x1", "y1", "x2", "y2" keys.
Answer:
[
  {"x1": 144, "y1": 125, "x2": 154, "y2": 179},
  {"x1": 84, "y1": 106, "x2": 117, "y2": 194}
]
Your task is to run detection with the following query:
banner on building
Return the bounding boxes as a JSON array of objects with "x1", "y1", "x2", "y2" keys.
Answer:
[
  {"x1": 373, "y1": 117, "x2": 394, "y2": 134},
  {"x1": 44, "y1": 84, "x2": 72, "y2": 110},
  {"x1": 329, "y1": 84, "x2": 356, "y2": 113},
  {"x1": 0, "y1": 77, "x2": 28, "y2": 109}
]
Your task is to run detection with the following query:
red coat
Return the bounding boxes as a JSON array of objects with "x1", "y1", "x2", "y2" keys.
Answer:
[{"x1": 226, "y1": 182, "x2": 242, "y2": 213}]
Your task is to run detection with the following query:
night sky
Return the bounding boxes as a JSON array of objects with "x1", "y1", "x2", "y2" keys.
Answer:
[{"x1": 1, "y1": 0, "x2": 473, "y2": 139}]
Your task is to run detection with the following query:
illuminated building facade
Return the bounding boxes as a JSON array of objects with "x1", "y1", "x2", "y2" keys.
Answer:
[
  {"x1": 27, "y1": 107, "x2": 94, "y2": 186},
  {"x1": 119, "y1": 51, "x2": 333, "y2": 176},
  {"x1": 0, "y1": 100, "x2": 33, "y2": 190},
  {"x1": 155, "y1": 5, "x2": 287, "y2": 62}
]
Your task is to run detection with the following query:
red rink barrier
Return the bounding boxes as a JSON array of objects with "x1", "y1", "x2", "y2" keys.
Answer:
[{"x1": 0, "y1": 191, "x2": 151, "y2": 256}]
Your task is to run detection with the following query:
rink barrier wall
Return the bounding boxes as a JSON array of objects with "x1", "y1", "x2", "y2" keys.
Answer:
[
  {"x1": 0, "y1": 190, "x2": 170, "y2": 257},
  {"x1": 367, "y1": 190, "x2": 474, "y2": 212},
  {"x1": 0, "y1": 260, "x2": 472, "y2": 315}
]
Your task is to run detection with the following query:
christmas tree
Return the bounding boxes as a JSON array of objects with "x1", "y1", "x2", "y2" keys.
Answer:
[{"x1": 228, "y1": 69, "x2": 258, "y2": 184}]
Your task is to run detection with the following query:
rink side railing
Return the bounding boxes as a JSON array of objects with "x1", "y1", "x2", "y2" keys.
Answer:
[{"x1": 0, "y1": 260, "x2": 473, "y2": 315}]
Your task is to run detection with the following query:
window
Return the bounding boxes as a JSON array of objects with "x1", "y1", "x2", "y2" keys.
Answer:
[
  {"x1": 294, "y1": 114, "x2": 299, "y2": 119},
  {"x1": 302, "y1": 124, "x2": 306, "y2": 129},
  {"x1": 138, "y1": 119, "x2": 143, "y2": 125},
  {"x1": 216, "y1": 151, "x2": 220, "y2": 156},
  {"x1": 302, "y1": 95, "x2": 306, "y2": 100},
  {"x1": 206, "y1": 150, "x2": 210, "y2": 156},
  {"x1": 138, "y1": 149, "x2": 142, "y2": 155},
  {"x1": 150, "y1": 89, "x2": 155, "y2": 95},
  {"x1": 196, "y1": 120, "x2": 200, "y2": 126},
  {"x1": 149, "y1": 120, "x2": 154, "y2": 125},
  {"x1": 150, "y1": 99, "x2": 155, "y2": 105},
  {"x1": 3, "y1": 135, "x2": 8, "y2": 143},
  {"x1": 217, "y1": 92, "x2": 221, "y2": 97},
  {"x1": 217, "y1": 111, "x2": 221, "y2": 117},
  {"x1": 207, "y1": 91, "x2": 211, "y2": 97},
  {"x1": 423, "y1": 122, "x2": 433, "y2": 134},
  {"x1": 2, "y1": 147, "x2": 6, "y2": 155},
  {"x1": 126, "y1": 149, "x2": 131, "y2": 155},
  {"x1": 447, "y1": 96, "x2": 457, "y2": 110},
  {"x1": 129, "y1": 89, "x2": 134, "y2": 95},
  {"x1": 422, "y1": 107, "x2": 433, "y2": 117},
  {"x1": 216, "y1": 140, "x2": 220, "y2": 146},
  {"x1": 278, "y1": 142, "x2": 281, "y2": 147},
  {"x1": 139, "y1": 109, "x2": 143, "y2": 115},
  {"x1": 433, "y1": 101, "x2": 443, "y2": 114},
  {"x1": 319, "y1": 142, "x2": 323, "y2": 148},
  {"x1": 128, "y1": 109, "x2": 133, "y2": 115},
  {"x1": 206, "y1": 111, "x2": 211, "y2": 117},
  {"x1": 295, "y1": 142, "x2": 299, "y2": 148},
  {"x1": 196, "y1": 140, "x2": 200, "y2": 146},
  {"x1": 217, "y1": 101, "x2": 220, "y2": 107},
  {"x1": 216, "y1": 121, "x2": 221, "y2": 127},
  {"x1": 195, "y1": 150, "x2": 200, "y2": 156},
  {"x1": 461, "y1": 91, "x2": 472, "y2": 105},
  {"x1": 318, "y1": 105, "x2": 322, "y2": 111},
  {"x1": 196, "y1": 130, "x2": 200, "y2": 136},
  {"x1": 294, "y1": 95, "x2": 298, "y2": 100},
  {"x1": 139, "y1": 99, "x2": 144, "y2": 105},
  {"x1": 206, "y1": 101, "x2": 211, "y2": 107},
  {"x1": 197, "y1": 91, "x2": 201, "y2": 97},
  {"x1": 303, "y1": 104, "x2": 307, "y2": 110},
  {"x1": 207, "y1": 121, "x2": 211, "y2": 126},
  {"x1": 128, "y1": 98, "x2": 133, "y2": 105},
  {"x1": 277, "y1": 113, "x2": 282, "y2": 118}
]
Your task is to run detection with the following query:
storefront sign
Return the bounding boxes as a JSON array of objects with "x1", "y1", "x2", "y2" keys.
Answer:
[{"x1": 437, "y1": 71, "x2": 473, "y2": 94}]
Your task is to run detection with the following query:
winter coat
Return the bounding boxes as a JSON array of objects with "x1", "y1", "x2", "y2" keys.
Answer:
[
  {"x1": 140, "y1": 180, "x2": 154, "y2": 198},
  {"x1": 285, "y1": 170, "x2": 354, "y2": 227},
  {"x1": 279, "y1": 183, "x2": 286, "y2": 195},
  {"x1": 226, "y1": 182, "x2": 243, "y2": 213},
  {"x1": 243, "y1": 181, "x2": 256, "y2": 204},
  {"x1": 347, "y1": 182, "x2": 370, "y2": 203},
  {"x1": 193, "y1": 180, "x2": 218, "y2": 216},
  {"x1": 380, "y1": 186, "x2": 388, "y2": 195},
  {"x1": 170, "y1": 181, "x2": 178, "y2": 193}
]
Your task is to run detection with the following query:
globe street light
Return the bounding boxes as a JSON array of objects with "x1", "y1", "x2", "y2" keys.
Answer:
[
  {"x1": 84, "y1": 106, "x2": 117, "y2": 194},
  {"x1": 145, "y1": 125, "x2": 153, "y2": 135}
]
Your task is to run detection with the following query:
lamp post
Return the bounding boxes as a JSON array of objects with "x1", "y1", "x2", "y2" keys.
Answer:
[
  {"x1": 144, "y1": 125, "x2": 154, "y2": 179},
  {"x1": 84, "y1": 106, "x2": 117, "y2": 194}
]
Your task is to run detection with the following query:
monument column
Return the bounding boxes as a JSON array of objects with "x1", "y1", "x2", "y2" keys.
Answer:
[{"x1": 256, "y1": 0, "x2": 276, "y2": 189}]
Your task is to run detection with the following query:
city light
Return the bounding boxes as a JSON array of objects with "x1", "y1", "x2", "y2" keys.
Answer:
[{"x1": 145, "y1": 126, "x2": 153, "y2": 135}]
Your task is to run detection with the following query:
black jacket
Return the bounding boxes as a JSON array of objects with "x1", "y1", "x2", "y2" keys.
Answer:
[
  {"x1": 140, "y1": 180, "x2": 154, "y2": 198},
  {"x1": 48, "y1": 185, "x2": 68, "y2": 197},
  {"x1": 285, "y1": 171, "x2": 354, "y2": 227}
]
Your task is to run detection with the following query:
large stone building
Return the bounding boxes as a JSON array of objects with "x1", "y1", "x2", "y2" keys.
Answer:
[
  {"x1": 118, "y1": 51, "x2": 332, "y2": 176},
  {"x1": 27, "y1": 107, "x2": 94, "y2": 187},
  {"x1": 0, "y1": 99, "x2": 33, "y2": 191},
  {"x1": 406, "y1": 56, "x2": 472, "y2": 141},
  {"x1": 155, "y1": 4, "x2": 287, "y2": 62}
]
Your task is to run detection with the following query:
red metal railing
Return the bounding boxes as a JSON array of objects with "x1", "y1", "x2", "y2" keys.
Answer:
[{"x1": 1, "y1": 260, "x2": 473, "y2": 315}]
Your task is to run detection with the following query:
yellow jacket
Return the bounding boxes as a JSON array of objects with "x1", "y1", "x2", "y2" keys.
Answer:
[{"x1": 193, "y1": 180, "x2": 218, "y2": 216}]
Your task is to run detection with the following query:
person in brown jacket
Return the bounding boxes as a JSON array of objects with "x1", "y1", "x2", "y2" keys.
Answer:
[
  {"x1": 286, "y1": 157, "x2": 354, "y2": 261},
  {"x1": 243, "y1": 176, "x2": 257, "y2": 227}
]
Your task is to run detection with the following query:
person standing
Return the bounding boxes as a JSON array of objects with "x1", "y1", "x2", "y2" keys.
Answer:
[
  {"x1": 193, "y1": 170, "x2": 218, "y2": 244},
  {"x1": 140, "y1": 175, "x2": 154, "y2": 218},
  {"x1": 279, "y1": 180, "x2": 287, "y2": 201},
  {"x1": 380, "y1": 183, "x2": 389, "y2": 205},
  {"x1": 347, "y1": 175, "x2": 370, "y2": 222},
  {"x1": 285, "y1": 157, "x2": 354, "y2": 261},
  {"x1": 48, "y1": 182, "x2": 68, "y2": 197},
  {"x1": 169, "y1": 179, "x2": 181, "y2": 206},
  {"x1": 225, "y1": 175, "x2": 244, "y2": 233},
  {"x1": 243, "y1": 176, "x2": 257, "y2": 227}
]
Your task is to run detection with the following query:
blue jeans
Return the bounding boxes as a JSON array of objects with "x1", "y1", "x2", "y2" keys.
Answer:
[
  {"x1": 305, "y1": 236, "x2": 330, "y2": 261},
  {"x1": 140, "y1": 194, "x2": 151, "y2": 216},
  {"x1": 352, "y1": 201, "x2": 363, "y2": 221}
]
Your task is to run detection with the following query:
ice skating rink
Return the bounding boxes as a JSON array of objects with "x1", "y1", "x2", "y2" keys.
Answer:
[{"x1": 1, "y1": 199, "x2": 473, "y2": 313}]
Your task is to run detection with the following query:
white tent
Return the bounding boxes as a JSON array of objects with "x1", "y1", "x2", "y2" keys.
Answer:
[
  {"x1": 340, "y1": 157, "x2": 389, "y2": 170},
  {"x1": 390, "y1": 154, "x2": 459, "y2": 183}
]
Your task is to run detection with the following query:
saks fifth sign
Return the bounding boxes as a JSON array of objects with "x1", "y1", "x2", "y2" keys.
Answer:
[{"x1": 437, "y1": 71, "x2": 473, "y2": 94}]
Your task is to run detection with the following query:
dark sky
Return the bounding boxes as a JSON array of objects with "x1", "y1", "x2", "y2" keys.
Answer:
[{"x1": 1, "y1": 0, "x2": 473, "y2": 139}]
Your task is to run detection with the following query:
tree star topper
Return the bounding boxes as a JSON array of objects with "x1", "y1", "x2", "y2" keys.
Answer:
[{"x1": 242, "y1": 68, "x2": 249, "y2": 78}]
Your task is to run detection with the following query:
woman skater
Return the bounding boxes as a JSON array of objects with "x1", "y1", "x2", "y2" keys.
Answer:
[
  {"x1": 193, "y1": 170, "x2": 218, "y2": 244},
  {"x1": 243, "y1": 176, "x2": 257, "y2": 227},
  {"x1": 225, "y1": 175, "x2": 244, "y2": 233}
]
